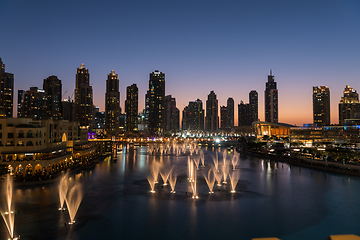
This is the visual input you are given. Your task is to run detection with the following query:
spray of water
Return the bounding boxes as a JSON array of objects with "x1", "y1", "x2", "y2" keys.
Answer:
[
  {"x1": 65, "y1": 183, "x2": 83, "y2": 223},
  {"x1": 203, "y1": 169, "x2": 215, "y2": 194},
  {"x1": 229, "y1": 171, "x2": 240, "y2": 193},
  {"x1": 1, "y1": 175, "x2": 15, "y2": 239},
  {"x1": 169, "y1": 171, "x2": 177, "y2": 193},
  {"x1": 231, "y1": 154, "x2": 239, "y2": 170}
]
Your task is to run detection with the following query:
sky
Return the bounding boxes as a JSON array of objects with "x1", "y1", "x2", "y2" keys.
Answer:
[{"x1": 1, "y1": 0, "x2": 359, "y2": 126}]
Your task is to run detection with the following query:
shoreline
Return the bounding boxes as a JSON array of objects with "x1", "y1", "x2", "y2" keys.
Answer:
[{"x1": 240, "y1": 149, "x2": 360, "y2": 177}]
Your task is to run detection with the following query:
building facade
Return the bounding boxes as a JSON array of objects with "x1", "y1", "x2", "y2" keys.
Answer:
[
  {"x1": 226, "y1": 97, "x2": 234, "y2": 129},
  {"x1": 17, "y1": 90, "x2": 25, "y2": 118},
  {"x1": 220, "y1": 106, "x2": 228, "y2": 129},
  {"x1": 43, "y1": 75, "x2": 62, "y2": 120},
  {"x1": 0, "y1": 58, "x2": 14, "y2": 117},
  {"x1": 125, "y1": 84, "x2": 138, "y2": 132},
  {"x1": 164, "y1": 95, "x2": 180, "y2": 132},
  {"x1": 249, "y1": 90, "x2": 258, "y2": 123},
  {"x1": 21, "y1": 87, "x2": 48, "y2": 120},
  {"x1": 205, "y1": 91, "x2": 219, "y2": 132},
  {"x1": 148, "y1": 70, "x2": 165, "y2": 135},
  {"x1": 105, "y1": 70, "x2": 120, "y2": 136},
  {"x1": 265, "y1": 70, "x2": 278, "y2": 123},
  {"x1": 339, "y1": 85, "x2": 360, "y2": 126},
  {"x1": 313, "y1": 86, "x2": 330, "y2": 127},
  {"x1": 74, "y1": 64, "x2": 93, "y2": 129}
]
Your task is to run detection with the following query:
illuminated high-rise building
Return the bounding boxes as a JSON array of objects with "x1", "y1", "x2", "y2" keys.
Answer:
[
  {"x1": 220, "y1": 106, "x2": 228, "y2": 129},
  {"x1": 264, "y1": 70, "x2": 278, "y2": 123},
  {"x1": 249, "y1": 90, "x2": 258, "y2": 123},
  {"x1": 125, "y1": 84, "x2": 138, "y2": 132},
  {"x1": 238, "y1": 101, "x2": 250, "y2": 126},
  {"x1": 17, "y1": 89, "x2": 25, "y2": 118},
  {"x1": 339, "y1": 85, "x2": 360, "y2": 125},
  {"x1": 205, "y1": 91, "x2": 219, "y2": 132},
  {"x1": 0, "y1": 58, "x2": 14, "y2": 117},
  {"x1": 164, "y1": 95, "x2": 179, "y2": 132},
  {"x1": 43, "y1": 75, "x2": 62, "y2": 120},
  {"x1": 74, "y1": 63, "x2": 93, "y2": 128},
  {"x1": 226, "y1": 98, "x2": 234, "y2": 129},
  {"x1": 182, "y1": 99, "x2": 204, "y2": 131},
  {"x1": 22, "y1": 87, "x2": 48, "y2": 119},
  {"x1": 148, "y1": 70, "x2": 165, "y2": 135},
  {"x1": 105, "y1": 70, "x2": 120, "y2": 136},
  {"x1": 313, "y1": 86, "x2": 330, "y2": 127}
]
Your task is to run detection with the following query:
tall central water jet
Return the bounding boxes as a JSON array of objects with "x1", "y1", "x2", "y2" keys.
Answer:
[
  {"x1": 222, "y1": 149, "x2": 227, "y2": 167},
  {"x1": 203, "y1": 169, "x2": 215, "y2": 194},
  {"x1": 229, "y1": 171, "x2": 240, "y2": 193},
  {"x1": 59, "y1": 172, "x2": 69, "y2": 210},
  {"x1": 65, "y1": 182, "x2": 83, "y2": 224},
  {"x1": 189, "y1": 161, "x2": 198, "y2": 199},
  {"x1": 1, "y1": 175, "x2": 15, "y2": 239},
  {"x1": 169, "y1": 171, "x2": 177, "y2": 193}
]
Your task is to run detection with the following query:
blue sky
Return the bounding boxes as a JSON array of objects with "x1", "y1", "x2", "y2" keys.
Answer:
[{"x1": 1, "y1": 0, "x2": 359, "y2": 125}]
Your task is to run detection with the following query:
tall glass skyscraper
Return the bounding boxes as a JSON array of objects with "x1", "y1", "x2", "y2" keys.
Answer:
[
  {"x1": 148, "y1": 70, "x2": 165, "y2": 135},
  {"x1": 313, "y1": 86, "x2": 330, "y2": 127},
  {"x1": 264, "y1": 70, "x2": 278, "y2": 123},
  {"x1": 75, "y1": 63, "x2": 93, "y2": 129},
  {"x1": 105, "y1": 70, "x2": 120, "y2": 136}
]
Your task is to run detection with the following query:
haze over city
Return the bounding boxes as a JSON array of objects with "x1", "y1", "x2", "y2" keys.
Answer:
[{"x1": 1, "y1": 0, "x2": 359, "y2": 126}]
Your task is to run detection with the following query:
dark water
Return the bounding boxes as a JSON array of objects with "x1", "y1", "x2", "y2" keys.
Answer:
[{"x1": 2, "y1": 146, "x2": 360, "y2": 240}]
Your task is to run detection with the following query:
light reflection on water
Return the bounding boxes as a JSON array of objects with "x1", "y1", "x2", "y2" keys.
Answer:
[{"x1": 1, "y1": 146, "x2": 360, "y2": 240}]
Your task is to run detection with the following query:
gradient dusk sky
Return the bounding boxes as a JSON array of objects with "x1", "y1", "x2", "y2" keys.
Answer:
[{"x1": 1, "y1": 0, "x2": 359, "y2": 126}]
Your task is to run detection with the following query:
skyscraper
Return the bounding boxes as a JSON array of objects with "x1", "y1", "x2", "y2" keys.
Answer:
[
  {"x1": 17, "y1": 89, "x2": 25, "y2": 118},
  {"x1": 43, "y1": 75, "x2": 62, "y2": 120},
  {"x1": 226, "y1": 98, "x2": 234, "y2": 129},
  {"x1": 205, "y1": 91, "x2": 219, "y2": 132},
  {"x1": 22, "y1": 87, "x2": 48, "y2": 119},
  {"x1": 265, "y1": 70, "x2": 278, "y2": 123},
  {"x1": 0, "y1": 58, "x2": 14, "y2": 117},
  {"x1": 313, "y1": 86, "x2": 330, "y2": 127},
  {"x1": 125, "y1": 84, "x2": 138, "y2": 132},
  {"x1": 105, "y1": 70, "x2": 120, "y2": 136},
  {"x1": 220, "y1": 106, "x2": 228, "y2": 129},
  {"x1": 164, "y1": 95, "x2": 180, "y2": 132},
  {"x1": 74, "y1": 63, "x2": 93, "y2": 128},
  {"x1": 148, "y1": 70, "x2": 165, "y2": 135},
  {"x1": 339, "y1": 85, "x2": 360, "y2": 125},
  {"x1": 238, "y1": 101, "x2": 250, "y2": 126},
  {"x1": 249, "y1": 90, "x2": 258, "y2": 123},
  {"x1": 182, "y1": 99, "x2": 205, "y2": 131}
]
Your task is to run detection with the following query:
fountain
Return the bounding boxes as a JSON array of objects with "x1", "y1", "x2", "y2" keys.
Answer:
[
  {"x1": 160, "y1": 165, "x2": 173, "y2": 186},
  {"x1": 58, "y1": 172, "x2": 69, "y2": 210},
  {"x1": 169, "y1": 171, "x2": 177, "y2": 193},
  {"x1": 189, "y1": 161, "x2": 198, "y2": 199},
  {"x1": 193, "y1": 155, "x2": 200, "y2": 170},
  {"x1": 151, "y1": 161, "x2": 160, "y2": 184},
  {"x1": 203, "y1": 169, "x2": 215, "y2": 194},
  {"x1": 215, "y1": 170, "x2": 222, "y2": 187},
  {"x1": 147, "y1": 174, "x2": 156, "y2": 193},
  {"x1": 212, "y1": 152, "x2": 219, "y2": 172},
  {"x1": 222, "y1": 149, "x2": 227, "y2": 167},
  {"x1": 200, "y1": 150, "x2": 205, "y2": 167},
  {"x1": 187, "y1": 157, "x2": 194, "y2": 182},
  {"x1": 65, "y1": 182, "x2": 83, "y2": 224},
  {"x1": 222, "y1": 166, "x2": 229, "y2": 184},
  {"x1": 231, "y1": 154, "x2": 239, "y2": 170},
  {"x1": 229, "y1": 171, "x2": 240, "y2": 193},
  {"x1": 1, "y1": 175, "x2": 17, "y2": 239}
]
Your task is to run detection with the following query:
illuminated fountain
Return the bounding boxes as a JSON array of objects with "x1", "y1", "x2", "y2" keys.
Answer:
[
  {"x1": 215, "y1": 170, "x2": 222, "y2": 187},
  {"x1": 222, "y1": 149, "x2": 227, "y2": 167},
  {"x1": 169, "y1": 172, "x2": 177, "y2": 193},
  {"x1": 203, "y1": 169, "x2": 215, "y2": 194},
  {"x1": 187, "y1": 157, "x2": 194, "y2": 182},
  {"x1": 151, "y1": 161, "x2": 160, "y2": 184},
  {"x1": 1, "y1": 175, "x2": 17, "y2": 240},
  {"x1": 65, "y1": 182, "x2": 83, "y2": 224},
  {"x1": 160, "y1": 165, "x2": 173, "y2": 186},
  {"x1": 229, "y1": 171, "x2": 240, "y2": 193},
  {"x1": 200, "y1": 150, "x2": 205, "y2": 167},
  {"x1": 58, "y1": 172, "x2": 69, "y2": 210},
  {"x1": 231, "y1": 154, "x2": 239, "y2": 170},
  {"x1": 147, "y1": 174, "x2": 156, "y2": 193},
  {"x1": 189, "y1": 161, "x2": 198, "y2": 199},
  {"x1": 222, "y1": 166, "x2": 229, "y2": 184},
  {"x1": 193, "y1": 155, "x2": 200, "y2": 170},
  {"x1": 212, "y1": 152, "x2": 219, "y2": 172}
]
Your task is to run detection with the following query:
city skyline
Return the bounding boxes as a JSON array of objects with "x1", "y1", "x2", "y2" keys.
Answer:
[{"x1": 1, "y1": 1, "x2": 359, "y2": 126}]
